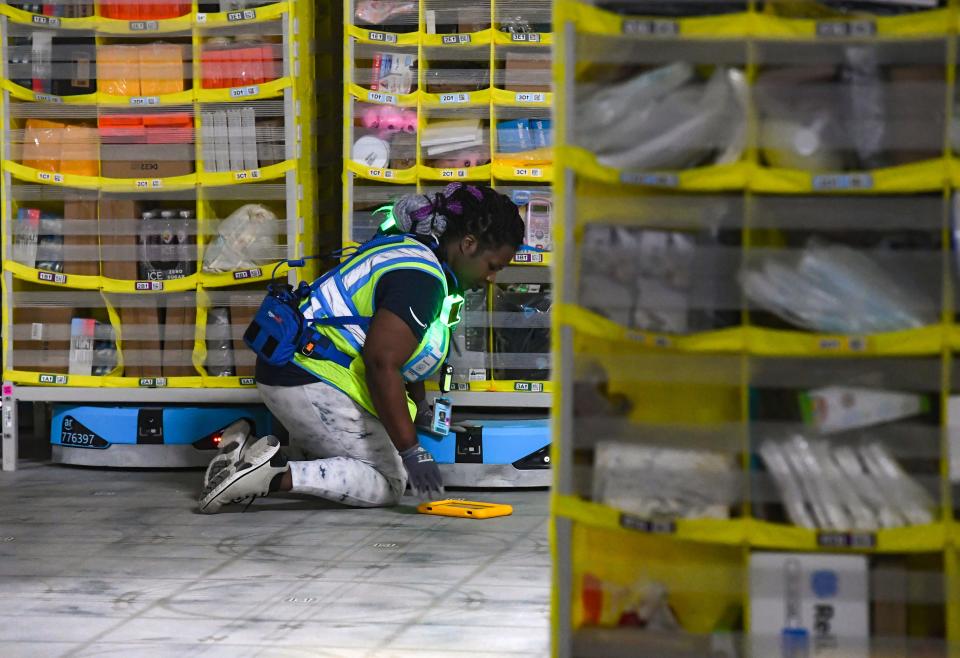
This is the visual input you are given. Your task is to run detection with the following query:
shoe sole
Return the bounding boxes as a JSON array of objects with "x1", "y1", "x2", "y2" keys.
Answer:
[
  {"x1": 201, "y1": 420, "x2": 252, "y2": 491},
  {"x1": 199, "y1": 436, "x2": 280, "y2": 514}
]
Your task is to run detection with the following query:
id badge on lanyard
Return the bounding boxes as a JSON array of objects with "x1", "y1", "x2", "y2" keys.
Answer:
[{"x1": 432, "y1": 362, "x2": 455, "y2": 436}]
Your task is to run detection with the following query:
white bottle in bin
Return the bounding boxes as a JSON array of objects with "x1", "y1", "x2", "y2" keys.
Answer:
[{"x1": 750, "y1": 552, "x2": 868, "y2": 658}]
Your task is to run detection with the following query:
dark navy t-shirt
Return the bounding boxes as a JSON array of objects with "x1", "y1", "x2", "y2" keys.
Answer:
[{"x1": 255, "y1": 268, "x2": 446, "y2": 386}]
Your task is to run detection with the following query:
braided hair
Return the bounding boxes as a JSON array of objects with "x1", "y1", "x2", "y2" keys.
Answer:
[{"x1": 390, "y1": 183, "x2": 525, "y2": 252}]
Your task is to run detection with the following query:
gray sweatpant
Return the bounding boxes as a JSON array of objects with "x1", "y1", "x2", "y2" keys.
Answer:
[{"x1": 257, "y1": 381, "x2": 407, "y2": 507}]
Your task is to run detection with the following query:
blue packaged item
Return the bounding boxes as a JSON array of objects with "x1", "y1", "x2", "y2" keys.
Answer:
[
  {"x1": 497, "y1": 118, "x2": 532, "y2": 153},
  {"x1": 530, "y1": 118, "x2": 552, "y2": 149}
]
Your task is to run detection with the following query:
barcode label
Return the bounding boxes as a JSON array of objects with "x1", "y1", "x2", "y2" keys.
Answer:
[
  {"x1": 367, "y1": 91, "x2": 398, "y2": 105},
  {"x1": 34, "y1": 93, "x2": 62, "y2": 103},
  {"x1": 621, "y1": 172, "x2": 679, "y2": 187},
  {"x1": 234, "y1": 169, "x2": 262, "y2": 181},
  {"x1": 817, "y1": 531, "x2": 876, "y2": 548},
  {"x1": 515, "y1": 92, "x2": 547, "y2": 104},
  {"x1": 31, "y1": 15, "x2": 60, "y2": 26},
  {"x1": 818, "y1": 337, "x2": 867, "y2": 352},
  {"x1": 511, "y1": 33, "x2": 541, "y2": 43},
  {"x1": 129, "y1": 96, "x2": 160, "y2": 106},
  {"x1": 135, "y1": 281, "x2": 164, "y2": 291},
  {"x1": 513, "y1": 167, "x2": 544, "y2": 178},
  {"x1": 441, "y1": 34, "x2": 472, "y2": 44},
  {"x1": 513, "y1": 253, "x2": 544, "y2": 264},
  {"x1": 513, "y1": 381, "x2": 544, "y2": 392},
  {"x1": 439, "y1": 92, "x2": 470, "y2": 104},
  {"x1": 37, "y1": 172, "x2": 65, "y2": 184},
  {"x1": 622, "y1": 19, "x2": 679, "y2": 36},
  {"x1": 232, "y1": 268, "x2": 263, "y2": 280},
  {"x1": 37, "y1": 271, "x2": 68, "y2": 285},
  {"x1": 816, "y1": 20, "x2": 876, "y2": 37},
  {"x1": 368, "y1": 31, "x2": 398, "y2": 44},
  {"x1": 227, "y1": 9, "x2": 256, "y2": 22},
  {"x1": 135, "y1": 179, "x2": 164, "y2": 189},
  {"x1": 230, "y1": 85, "x2": 260, "y2": 98},
  {"x1": 440, "y1": 169, "x2": 469, "y2": 178},
  {"x1": 812, "y1": 173, "x2": 874, "y2": 190},
  {"x1": 129, "y1": 20, "x2": 159, "y2": 31}
]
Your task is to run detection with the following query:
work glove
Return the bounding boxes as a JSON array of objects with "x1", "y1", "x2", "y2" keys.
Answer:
[
  {"x1": 414, "y1": 399, "x2": 433, "y2": 432},
  {"x1": 399, "y1": 443, "x2": 445, "y2": 499}
]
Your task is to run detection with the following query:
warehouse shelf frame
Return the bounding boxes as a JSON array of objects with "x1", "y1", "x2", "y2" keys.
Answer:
[
  {"x1": 552, "y1": 1, "x2": 960, "y2": 656},
  {"x1": 342, "y1": 0, "x2": 556, "y2": 408},
  {"x1": 0, "y1": 0, "x2": 318, "y2": 470}
]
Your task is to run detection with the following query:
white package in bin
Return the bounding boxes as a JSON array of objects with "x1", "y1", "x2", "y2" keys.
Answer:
[
  {"x1": 750, "y1": 552, "x2": 868, "y2": 658},
  {"x1": 592, "y1": 440, "x2": 736, "y2": 519},
  {"x1": 203, "y1": 204, "x2": 278, "y2": 273},
  {"x1": 800, "y1": 386, "x2": 927, "y2": 435},
  {"x1": 948, "y1": 396, "x2": 960, "y2": 483}
]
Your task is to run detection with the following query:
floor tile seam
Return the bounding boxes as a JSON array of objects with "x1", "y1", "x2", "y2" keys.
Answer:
[
  {"x1": 59, "y1": 512, "x2": 323, "y2": 658},
  {"x1": 363, "y1": 523, "x2": 548, "y2": 655}
]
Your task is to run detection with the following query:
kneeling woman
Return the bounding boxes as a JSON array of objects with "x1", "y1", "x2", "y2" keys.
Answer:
[{"x1": 200, "y1": 183, "x2": 524, "y2": 512}]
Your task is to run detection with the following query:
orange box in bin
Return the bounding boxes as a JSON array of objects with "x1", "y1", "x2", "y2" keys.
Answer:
[
  {"x1": 98, "y1": 45, "x2": 141, "y2": 97},
  {"x1": 139, "y1": 43, "x2": 185, "y2": 96},
  {"x1": 59, "y1": 125, "x2": 99, "y2": 177},
  {"x1": 22, "y1": 119, "x2": 65, "y2": 172}
]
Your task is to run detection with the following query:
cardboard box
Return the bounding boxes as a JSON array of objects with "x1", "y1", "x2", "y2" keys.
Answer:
[
  {"x1": 126, "y1": 303, "x2": 163, "y2": 377},
  {"x1": 504, "y1": 51, "x2": 551, "y2": 93},
  {"x1": 182, "y1": 303, "x2": 197, "y2": 375},
  {"x1": 750, "y1": 552, "x2": 869, "y2": 658},
  {"x1": 100, "y1": 142, "x2": 195, "y2": 179},
  {"x1": 119, "y1": 306, "x2": 140, "y2": 378},
  {"x1": 14, "y1": 306, "x2": 73, "y2": 373},
  {"x1": 229, "y1": 300, "x2": 257, "y2": 376},
  {"x1": 99, "y1": 198, "x2": 140, "y2": 280},
  {"x1": 63, "y1": 195, "x2": 99, "y2": 276},
  {"x1": 162, "y1": 297, "x2": 197, "y2": 377},
  {"x1": 871, "y1": 556, "x2": 907, "y2": 639}
]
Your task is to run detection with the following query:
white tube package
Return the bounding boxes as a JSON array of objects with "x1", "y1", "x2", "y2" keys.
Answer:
[
  {"x1": 575, "y1": 63, "x2": 747, "y2": 171},
  {"x1": 740, "y1": 240, "x2": 934, "y2": 334},
  {"x1": 760, "y1": 434, "x2": 934, "y2": 531}
]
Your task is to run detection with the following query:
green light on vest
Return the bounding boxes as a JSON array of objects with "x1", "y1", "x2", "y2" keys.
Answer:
[
  {"x1": 374, "y1": 204, "x2": 397, "y2": 233},
  {"x1": 442, "y1": 294, "x2": 464, "y2": 329}
]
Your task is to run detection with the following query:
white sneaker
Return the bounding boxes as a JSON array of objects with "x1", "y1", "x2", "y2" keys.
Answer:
[
  {"x1": 198, "y1": 435, "x2": 286, "y2": 514},
  {"x1": 201, "y1": 419, "x2": 253, "y2": 492}
]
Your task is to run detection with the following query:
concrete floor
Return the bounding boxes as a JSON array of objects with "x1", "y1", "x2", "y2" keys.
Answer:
[{"x1": 0, "y1": 460, "x2": 551, "y2": 657}]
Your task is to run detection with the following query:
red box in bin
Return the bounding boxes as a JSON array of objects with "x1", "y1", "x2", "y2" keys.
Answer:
[
  {"x1": 100, "y1": 126, "x2": 147, "y2": 144},
  {"x1": 262, "y1": 45, "x2": 279, "y2": 81},
  {"x1": 237, "y1": 47, "x2": 264, "y2": 86}
]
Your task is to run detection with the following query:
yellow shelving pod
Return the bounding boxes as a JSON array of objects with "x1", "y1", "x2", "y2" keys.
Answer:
[
  {"x1": 0, "y1": 0, "x2": 317, "y2": 470},
  {"x1": 342, "y1": 0, "x2": 555, "y2": 408},
  {"x1": 553, "y1": 0, "x2": 958, "y2": 656}
]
